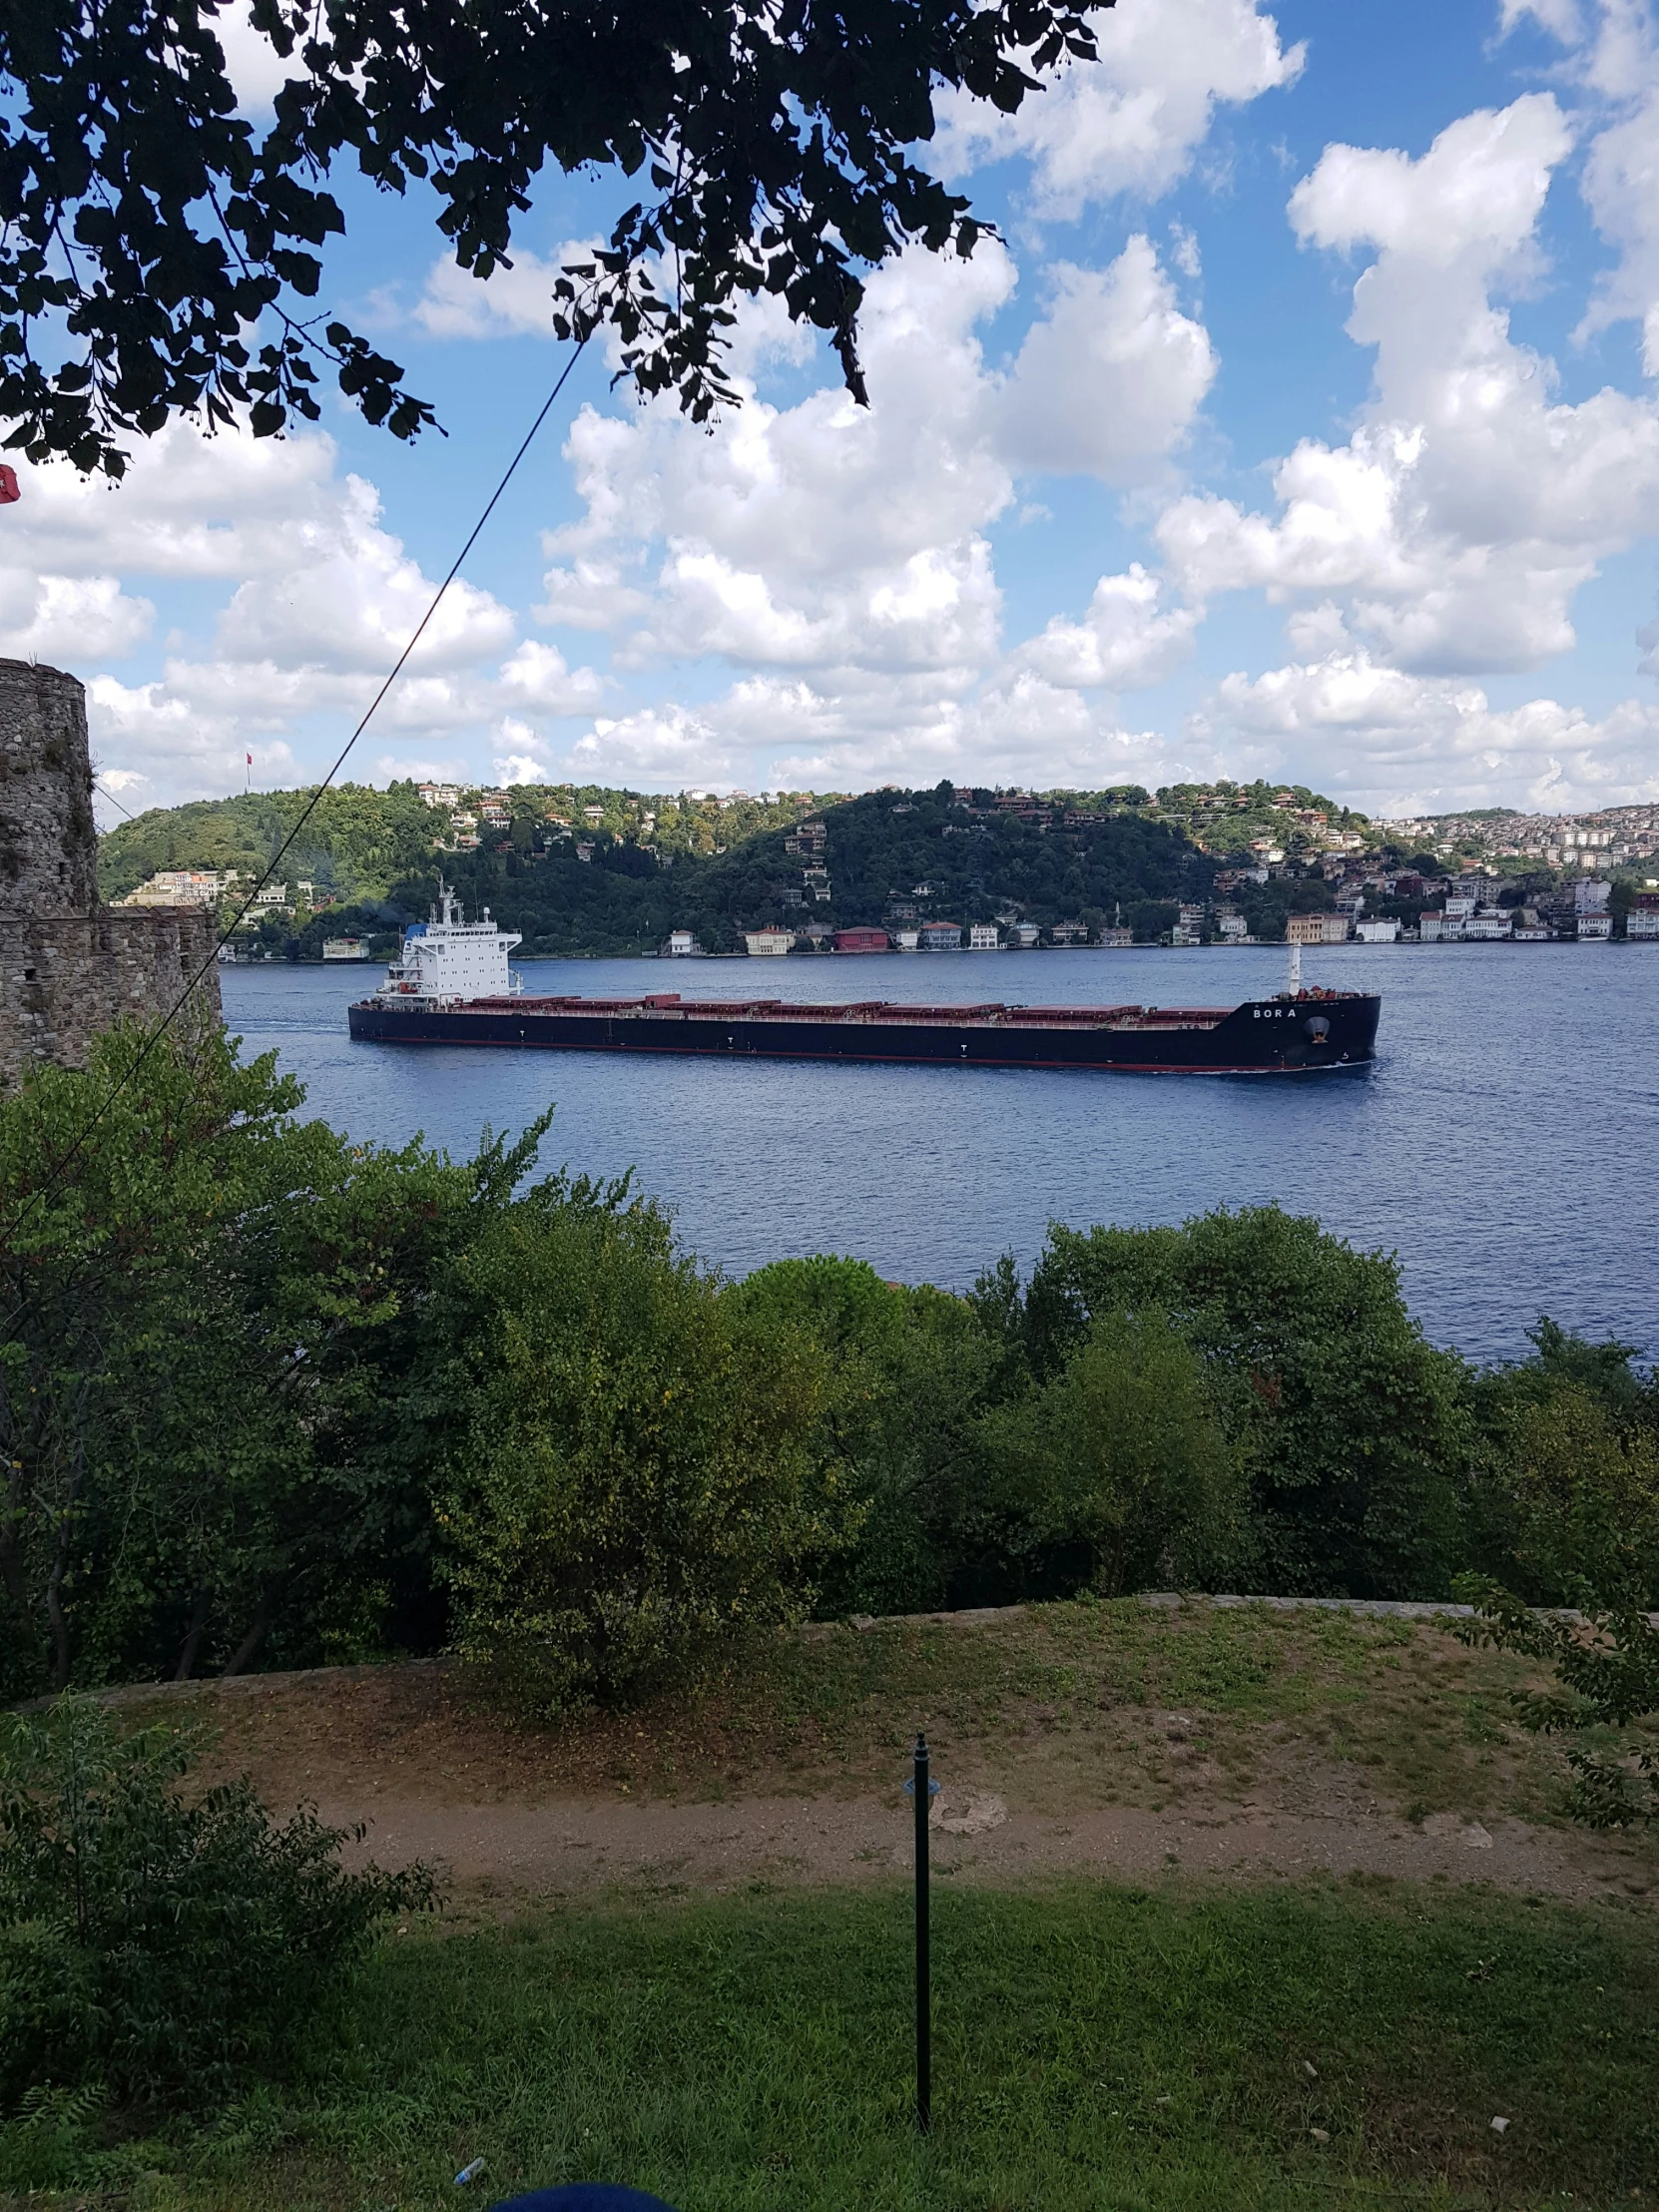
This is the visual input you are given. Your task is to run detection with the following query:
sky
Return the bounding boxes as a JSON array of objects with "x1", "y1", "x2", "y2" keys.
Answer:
[{"x1": 9, "y1": 0, "x2": 1659, "y2": 824}]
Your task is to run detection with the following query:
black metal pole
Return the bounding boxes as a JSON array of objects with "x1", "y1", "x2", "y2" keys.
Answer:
[{"x1": 913, "y1": 1730, "x2": 931, "y2": 2134}]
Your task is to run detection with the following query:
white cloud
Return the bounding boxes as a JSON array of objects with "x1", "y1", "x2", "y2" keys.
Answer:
[
  {"x1": 1016, "y1": 564, "x2": 1200, "y2": 688},
  {"x1": 213, "y1": 474, "x2": 514, "y2": 674},
  {"x1": 999, "y1": 238, "x2": 1216, "y2": 482},
  {"x1": 1287, "y1": 95, "x2": 1568, "y2": 269},
  {"x1": 1206, "y1": 645, "x2": 1659, "y2": 811},
  {"x1": 0, "y1": 422, "x2": 342, "y2": 582},
  {"x1": 535, "y1": 232, "x2": 1214, "y2": 720},
  {"x1": 0, "y1": 572, "x2": 154, "y2": 664},
  {"x1": 6, "y1": 421, "x2": 604, "y2": 809},
  {"x1": 498, "y1": 639, "x2": 606, "y2": 714},
  {"x1": 562, "y1": 704, "x2": 745, "y2": 788},
  {"x1": 413, "y1": 248, "x2": 578, "y2": 339},
  {"x1": 931, "y1": 0, "x2": 1304, "y2": 219},
  {"x1": 537, "y1": 244, "x2": 1020, "y2": 681},
  {"x1": 1156, "y1": 95, "x2": 1659, "y2": 675},
  {"x1": 212, "y1": 0, "x2": 295, "y2": 112},
  {"x1": 1500, "y1": 0, "x2": 1585, "y2": 36}
]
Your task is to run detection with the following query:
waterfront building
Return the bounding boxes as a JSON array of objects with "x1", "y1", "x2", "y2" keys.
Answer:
[
  {"x1": 1466, "y1": 911, "x2": 1512, "y2": 940},
  {"x1": 744, "y1": 929, "x2": 796, "y2": 956},
  {"x1": 321, "y1": 937, "x2": 370, "y2": 960},
  {"x1": 967, "y1": 923, "x2": 1000, "y2": 950},
  {"x1": 1577, "y1": 912, "x2": 1612, "y2": 940},
  {"x1": 919, "y1": 920, "x2": 963, "y2": 950},
  {"x1": 665, "y1": 929, "x2": 702, "y2": 956},
  {"x1": 121, "y1": 868, "x2": 239, "y2": 906},
  {"x1": 833, "y1": 926, "x2": 889, "y2": 953},
  {"x1": 1099, "y1": 926, "x2": 1134, "y2": 947},
  {"x1": 1288, "y1": 913, "x2": 1351, "y2": 944},
  {"x1": 1355, "y1": 918, "x2": 1400, "y2": 942}
]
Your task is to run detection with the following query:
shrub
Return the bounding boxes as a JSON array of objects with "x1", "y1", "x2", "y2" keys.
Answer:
[
  {"x1": 729, "y1": 1257, "x2": 1000, "y2": 1615},
  {"x1": 1012, "y1": 1206, "x2": 1471, "y2": 1597},
  {"x1": 438, "y1": 1203, "x2": 838, "y2": 1711},
  {"x1": 0, "y1": 1026, "x2": 476, "y2": 1698},
  {"x1": 983, "y1": 1310, "x2": 1247, "y2": 1597},
  {"x1": 0, "y1": 1700, "x2": 433, "y2": 2109}
]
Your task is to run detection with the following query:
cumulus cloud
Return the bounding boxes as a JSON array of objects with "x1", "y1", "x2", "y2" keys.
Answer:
[
  {"x1": 1208, "y1": 645, "x2": 1659, "y2": 812},
  {"x1": 0, "y1": 572, "x2": 154, "y2": 665},
  {"x1": 1015, "y1": 565, "x2": 1200, "y2": 689},
  {"x1": 562, "y1": 703, "x2": 746, "y2": 788},
  {"x1": 535, "y1": 231, "x2": 1212, "y2": 717},
  {"x1": 998, "y1": 239, "x2": 1216, "y2": 482},
  {"x1": 1156, "y1": 95, "x2": 1659, "y2": 677},
  {"x1": 412, "y1": 247, "x2": 585, "y2": 339},
  {"x1": 212, "y1": 0, "x2": 295, "y2": 112},
  {"x1": 932, "y1": 0, "x2": 1304, "y2": 219},
  {"x1": 4, "y1": 422, "x2": 603, "y2": 810},
  {"x1": 537, "y1": 244, "x2": 1019, "y2": 683}
]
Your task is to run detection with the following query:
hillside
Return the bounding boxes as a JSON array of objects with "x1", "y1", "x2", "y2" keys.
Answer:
[{"x1": 97, "y1": 775, "x2": 1375, "y2": 954}]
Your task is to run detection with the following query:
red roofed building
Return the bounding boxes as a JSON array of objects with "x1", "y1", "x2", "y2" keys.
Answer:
[{"x1": 833, "y1": 926, "x2": 890, "y2": 953}]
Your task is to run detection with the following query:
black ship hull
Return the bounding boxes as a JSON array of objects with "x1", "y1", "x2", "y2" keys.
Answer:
[{"x1": 347, "y1": 991, "x2": 1381, "y2": 1073}]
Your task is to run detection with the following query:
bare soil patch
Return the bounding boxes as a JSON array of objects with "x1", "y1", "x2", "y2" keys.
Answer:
[{"x1": 119, "y1": 1597, "x2": 1659, "y2": 1907}]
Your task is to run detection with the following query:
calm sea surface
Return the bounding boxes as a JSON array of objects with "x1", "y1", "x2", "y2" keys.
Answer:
[{"x1": 222, "y1": 944, "x2": 1659, "y2": 1367}]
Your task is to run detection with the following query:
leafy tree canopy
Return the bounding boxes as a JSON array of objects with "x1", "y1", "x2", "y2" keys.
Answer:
[{"x1": 2, "y1": 0, "x2": 1098, "y2": 474}]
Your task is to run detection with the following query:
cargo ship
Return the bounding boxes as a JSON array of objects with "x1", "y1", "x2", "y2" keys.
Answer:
[{"x1": 347, "y1": 887, "x2": 1380, "y2": 1074}]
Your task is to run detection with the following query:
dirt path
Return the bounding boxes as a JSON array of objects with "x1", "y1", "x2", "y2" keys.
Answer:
[
  {"x1": 107, "y1": 1605, "x2": 1659, "y2": 1909},
  {"x1": 321, "y1": 1781, "x2": 1651, "y2": 1904}
]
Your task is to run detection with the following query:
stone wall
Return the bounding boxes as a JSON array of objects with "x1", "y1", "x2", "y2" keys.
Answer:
[{"x1": 0, "y1": 658, "x2": 223, "y2": 1090}]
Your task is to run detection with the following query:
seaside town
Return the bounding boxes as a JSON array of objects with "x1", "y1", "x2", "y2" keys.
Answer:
[{"x1": 110, "y1": 780, "x2": 1659, "y2": 957}]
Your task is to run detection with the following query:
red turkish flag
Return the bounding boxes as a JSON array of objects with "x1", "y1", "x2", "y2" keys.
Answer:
[{"x1": 0, "y1": 465, "x2": 19, "y2": 505}]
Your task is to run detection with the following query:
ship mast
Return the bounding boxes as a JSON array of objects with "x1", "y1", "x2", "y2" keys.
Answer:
[{"x1": 1288, "y1": 938, "x2": 1302, "y2": 992}]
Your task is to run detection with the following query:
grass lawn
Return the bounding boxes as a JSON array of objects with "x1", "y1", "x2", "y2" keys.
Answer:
[{"x1": 8, "y1": 1875, "x2": 1658, "y2": 2212}]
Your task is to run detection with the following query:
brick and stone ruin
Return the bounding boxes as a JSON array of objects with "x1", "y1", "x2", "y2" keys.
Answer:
[{"x1": 0, "y1": 658, "x2": 221, "y2": 1089}]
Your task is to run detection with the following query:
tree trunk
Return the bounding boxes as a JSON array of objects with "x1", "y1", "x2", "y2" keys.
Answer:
[
  {"x1": 174, "y1": 1588, "x2": 212, "y2": 1681},
  {"x1": 222, "y1": 1591, "x2": 273, "y2": 1678}
]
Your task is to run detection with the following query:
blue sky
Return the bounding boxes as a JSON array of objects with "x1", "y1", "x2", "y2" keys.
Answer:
[{"x1": 8, "y1": 0, "x2": 1659, "y2": 821}]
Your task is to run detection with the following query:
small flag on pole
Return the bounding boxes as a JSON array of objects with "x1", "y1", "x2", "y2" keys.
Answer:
[{"x1": 0, "y1": 465, "x2": 19, "y2": 504}]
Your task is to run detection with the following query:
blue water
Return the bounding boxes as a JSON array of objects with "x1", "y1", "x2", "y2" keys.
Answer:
[{"x1": 221, "y1": 944, "x2": 1659, "y2": 1367}]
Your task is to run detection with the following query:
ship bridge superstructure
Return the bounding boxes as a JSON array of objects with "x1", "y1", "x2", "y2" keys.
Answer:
[{"x1": 370, "y1": 879, "x2": 522, "y2": 1009}]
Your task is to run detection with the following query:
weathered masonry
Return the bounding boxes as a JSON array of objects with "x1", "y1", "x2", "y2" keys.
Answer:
[{"x1": 0, "y1": 658, "x2": 221, "y2": 1089}]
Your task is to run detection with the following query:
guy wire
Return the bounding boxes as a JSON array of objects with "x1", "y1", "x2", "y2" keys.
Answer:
[{"x1": 0, "y1": 335, "x2": 589, "y2": 1253}]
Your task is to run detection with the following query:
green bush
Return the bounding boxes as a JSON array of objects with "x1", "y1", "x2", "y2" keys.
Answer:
[
  {"x1": 1009, "y1": 1205, "x2": 1471, "y2": 1597},
  {"x1": 982, "y1": 1310, "x2": 1247, "y2": 1596},
  {"x1": 438, "y1": 1200, "x2": 840, "y2": 1711},
  {"x1": 0, "y1": 1025, "x2": 476, "y2": 1698},
  {"x1": 729, "y1": 1257, "x2": 1000, "y2": 1615},
  {"x1": 0, "y1": 1700, "x2": 433, "y2": 2109}
]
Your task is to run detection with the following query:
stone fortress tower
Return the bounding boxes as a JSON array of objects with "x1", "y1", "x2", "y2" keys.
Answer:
[{"x1": 0, "y1": 659, "x2": 221, "y2": 1089}]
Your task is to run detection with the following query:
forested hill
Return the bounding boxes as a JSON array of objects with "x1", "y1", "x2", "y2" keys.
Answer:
[{"x1": 98, "y1": 777, "x2": 1370, "y2": 954}]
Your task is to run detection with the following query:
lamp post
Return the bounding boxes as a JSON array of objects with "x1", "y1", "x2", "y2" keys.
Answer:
[{"x1": 905, "y1": 1731, "x2": 939, "y2": 2133}]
